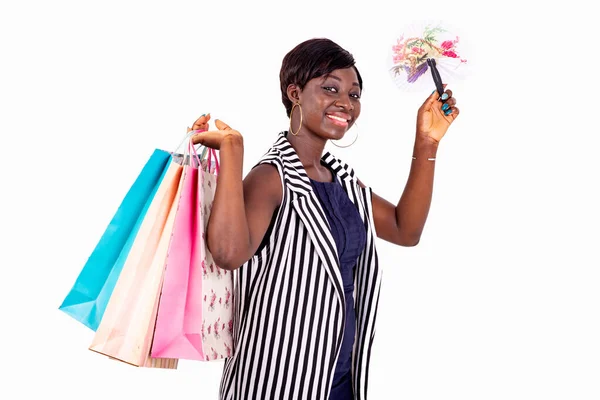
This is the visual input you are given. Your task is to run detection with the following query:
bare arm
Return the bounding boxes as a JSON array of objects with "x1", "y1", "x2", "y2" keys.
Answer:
[
  {"x1": 360, "y1": 87, "x2": 459, "y2": 247},
  {"x1": 208, "y1": 143, "x2": 281, "y2": 269},
  {"x1": 190, "y1": 118, "x2": 281, "y2": 270},
  {"x1": 360, "y1": 137, "x2": 438, "y2": 247}
]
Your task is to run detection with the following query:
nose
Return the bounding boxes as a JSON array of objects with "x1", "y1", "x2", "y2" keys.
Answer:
[{"x1": 335, "y1": 96, "x2": 354, "y2": 111}]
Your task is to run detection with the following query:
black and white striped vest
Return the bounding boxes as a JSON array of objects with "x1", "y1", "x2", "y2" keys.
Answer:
[{"x1": 219, "y1": 131, "x2": 382, "y2": 400}]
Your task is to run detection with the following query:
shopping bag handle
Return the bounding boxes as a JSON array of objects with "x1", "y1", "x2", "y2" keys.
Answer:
[
  {"x1": 187, "y1": 139, "x2": 202, "y2": 168},
  {"x1": 173, "y1": 129, "x2": 219, "y2": 174},
  {"x1": 206, "y1": 147, "x2": 220, "y2": 175},
  {"x1": 173, "y1": 130, "x2": 198, "y2": 155},
  {"x1": 188, "y1": 129, "x2": 219, "y2": 175}
]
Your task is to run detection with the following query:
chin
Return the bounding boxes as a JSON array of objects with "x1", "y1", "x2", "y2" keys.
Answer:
[
  {"x1": 320, "y1": 123, "x2": 351, "y2": 140},
  {"x1": 318, "y1": 130, "x2": 346, "y2": 142}
]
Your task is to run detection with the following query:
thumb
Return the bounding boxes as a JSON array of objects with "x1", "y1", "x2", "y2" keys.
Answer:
[{"x1": 214, "y1": 119, "x2": 232, "y2": 131}]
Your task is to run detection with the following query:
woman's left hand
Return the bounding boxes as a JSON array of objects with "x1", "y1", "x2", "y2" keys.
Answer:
[{"x1": 416, "y1": 85, "x2": 460, "y2": 143}]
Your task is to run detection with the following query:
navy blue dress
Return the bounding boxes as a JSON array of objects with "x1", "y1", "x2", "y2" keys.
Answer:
[{"x1": 310, "y1": 165, "x2": 367, "y2": 400}]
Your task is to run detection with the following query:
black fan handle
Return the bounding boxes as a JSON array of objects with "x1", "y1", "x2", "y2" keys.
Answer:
[{"x1": 427, "y1": 58, "x2": 445, "y2": 97}]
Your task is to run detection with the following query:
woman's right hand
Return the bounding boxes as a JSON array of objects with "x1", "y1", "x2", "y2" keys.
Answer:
[{"x1": 188, "y1": 114, "x2": 243, "y2": 149}]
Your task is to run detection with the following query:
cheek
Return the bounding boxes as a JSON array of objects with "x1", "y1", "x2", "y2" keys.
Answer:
[{"x1": 303, "y1": 100, "x2": 327, "y2": 121}]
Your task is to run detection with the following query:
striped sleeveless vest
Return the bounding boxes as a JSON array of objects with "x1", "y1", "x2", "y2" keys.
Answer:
[{"x1": 219, "y1": 131, "x2": 382, "y2": 400}]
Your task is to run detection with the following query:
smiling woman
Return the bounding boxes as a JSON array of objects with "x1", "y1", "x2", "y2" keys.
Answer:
[{"x1": 188, "y1": 38, "x2": 460, "y2": 400}]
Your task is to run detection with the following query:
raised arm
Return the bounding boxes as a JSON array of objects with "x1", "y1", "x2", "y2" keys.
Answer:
[
  {"x1": 362, "y1": 87, "x2": 459, "y2": 247},
  {"x1": 190, "y1": 117, "x2": 282, "y2": 270}
]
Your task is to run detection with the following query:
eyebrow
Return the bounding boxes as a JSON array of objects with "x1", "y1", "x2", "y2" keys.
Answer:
[{"x1": 323, "y1": 74, "x2": 360, "y2": 88}]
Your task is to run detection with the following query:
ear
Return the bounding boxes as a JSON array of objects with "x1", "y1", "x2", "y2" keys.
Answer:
[{"x1": 286, "y1": 84, "x2": 301, "y2": 104}]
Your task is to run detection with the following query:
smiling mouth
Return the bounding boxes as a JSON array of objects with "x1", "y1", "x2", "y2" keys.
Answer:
[{"x1": 326, "y1": 114, "x2": 350, "y2": 126}]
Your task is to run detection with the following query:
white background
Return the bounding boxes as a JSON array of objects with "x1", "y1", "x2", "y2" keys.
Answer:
[{"x1": 1, "y1": 1, "x2": 598, "y2": 399}]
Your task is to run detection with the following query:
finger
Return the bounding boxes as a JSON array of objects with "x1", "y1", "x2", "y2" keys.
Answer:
[
  {"x1": 192, "y1": 113, "x2": 211, "y2": 130},
  {"x1": 444, "y1": 97, "x2": 457, "y2": 107},
  {"x1": 193, "y1": 116, "x2": 208, "y2": 130},
  {"x1": 439, "y1": 89, "x2": 453, "y2": 102},
  {"x1": 423, "y1": 84, "x2": 448, "y2": 108},
  {"x1": 191, "y1": 129, "x2": 219, "y2": 145},
  {"x1": 444, "y1": 106, "x2": 459, "y2": 119},
  {"x1": 214, "y1": 119, "x2": 232, "y2": 131},
  {"x1": 441, "y1": 102, "x2": 452, "y2": 115},
  {"x1": 192, "y1": 114, "x2": 208, "y2": 126}
]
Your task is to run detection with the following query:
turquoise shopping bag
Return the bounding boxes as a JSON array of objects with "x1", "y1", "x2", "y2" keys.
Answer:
[{"x1": 59, "y1": 149, "x2": 172, "y2": 330}]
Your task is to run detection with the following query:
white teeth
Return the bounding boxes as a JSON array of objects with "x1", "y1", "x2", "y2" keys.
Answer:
[{"x1": 327, "y1": 115, "x2": 348, "y2": 122}]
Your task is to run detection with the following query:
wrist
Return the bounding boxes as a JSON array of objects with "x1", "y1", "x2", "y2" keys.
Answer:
[
  {"x1": 413, "y1": 135, "x2": 438, "y2": 158},
  {"x1": 415, "y1": 132, "x2": 439, "y2": 146}
]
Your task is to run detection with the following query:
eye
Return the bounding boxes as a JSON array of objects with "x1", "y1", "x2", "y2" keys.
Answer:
[
  {"x1": 350, "y1": 93, "x2": 361, "y2": 99},
  {"x1": 322, "y1": 86, "x2": 338, "y2": 93}
]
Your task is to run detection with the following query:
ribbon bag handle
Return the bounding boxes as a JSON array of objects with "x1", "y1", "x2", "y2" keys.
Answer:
[
  {"x1": 172, "y1": 129, "x2": 219, "y2": 174},
  {"x1": 173, "y1": 128, "x2": 207, "y2": 161},
  {"x1": 206, "y1": 148, "x2": 220, "y2": 175},
  {"x1": 173, "y1": 130, "x2": 196, "y2": 155},
  {"x1": 177, "y1": 136, "x2": 200, "y2": 167},
  {"x1": 188, "y1": 139, "x2": 202, "y2": 168}
]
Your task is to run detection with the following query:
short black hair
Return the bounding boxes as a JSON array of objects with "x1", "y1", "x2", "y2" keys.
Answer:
[{"x1": 279, "y1": 38, "x2": 363, "y2": 117}]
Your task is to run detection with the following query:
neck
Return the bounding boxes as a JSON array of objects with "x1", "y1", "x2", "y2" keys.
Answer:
[{"x1": 286, "y1": 130, "x2": 327, "y2": 170}]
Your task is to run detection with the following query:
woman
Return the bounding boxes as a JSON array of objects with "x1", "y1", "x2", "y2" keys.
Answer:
[{"x1": 189, "y1": 38, "x2": 459, "y2": 400}]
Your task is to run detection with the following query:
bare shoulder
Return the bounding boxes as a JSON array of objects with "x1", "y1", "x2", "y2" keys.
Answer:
[{"x1": 243, "y1": 163, "x2": 283, "y2": 207}]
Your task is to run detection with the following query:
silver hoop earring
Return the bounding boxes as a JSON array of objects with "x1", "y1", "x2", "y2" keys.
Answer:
[{"x1": 331, "y1": 123, "x2": 359, "y2": 148}]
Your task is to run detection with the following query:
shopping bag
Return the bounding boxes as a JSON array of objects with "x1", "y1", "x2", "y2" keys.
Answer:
[
  {"x1": 59, "y1": 149, "x2": 172, "y2": 331},
  {"x1": 88, "y1": 155, "x2": 185, "y2": 366},
  {"x1": 107, "y1": 345, "x2": 178, "y2": 369},
  {"x1": 197, "y1": 148, "x2": 234, "y2": 360},
  {"x1": 151, "y1": 143, "x2": 233, "y2": 361}
]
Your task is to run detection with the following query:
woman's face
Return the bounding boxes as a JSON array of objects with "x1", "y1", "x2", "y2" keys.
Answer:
[{"x1": 292, "y1": 67, "x2": 361, "y2": 141}]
